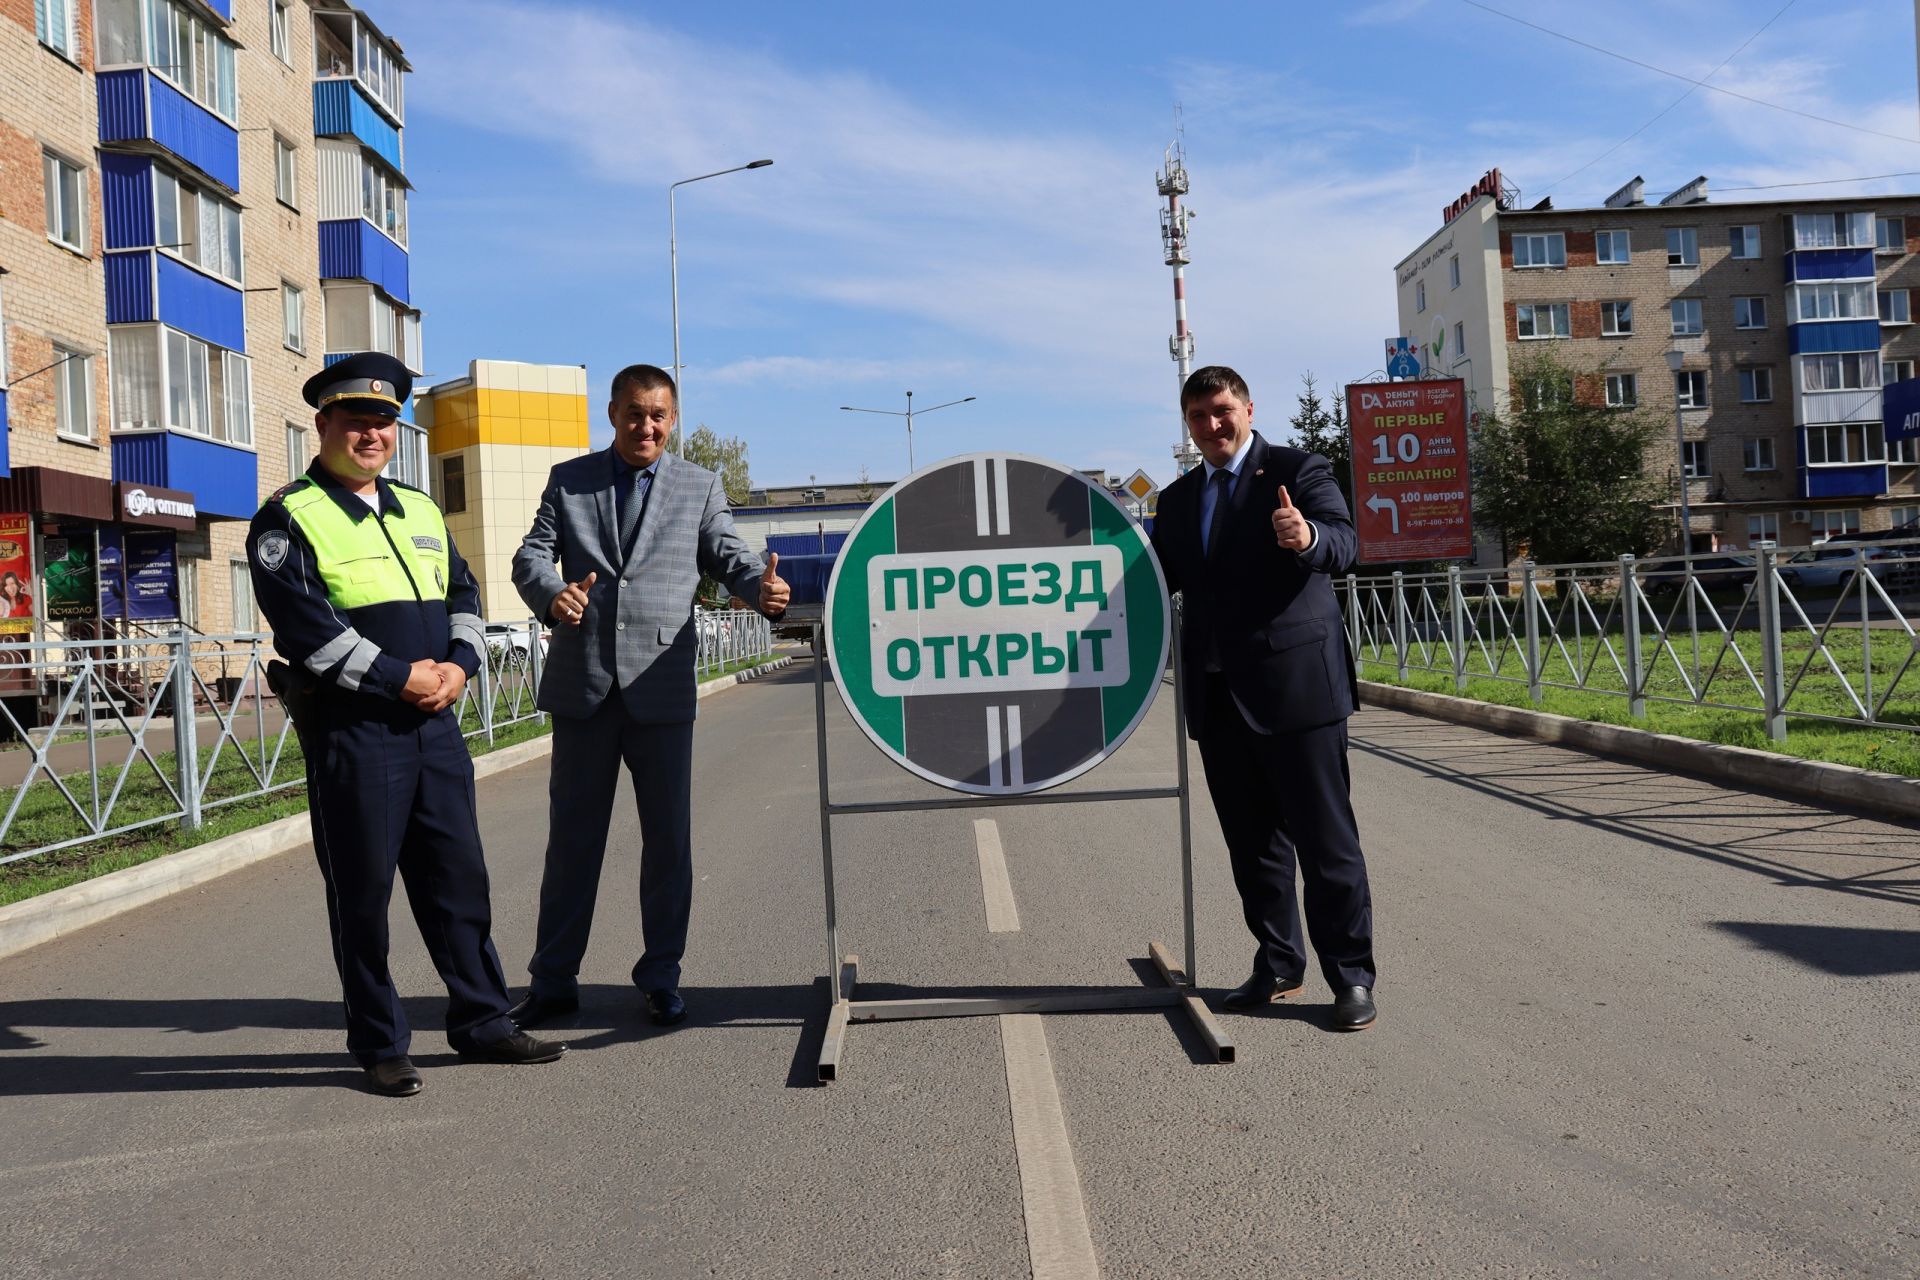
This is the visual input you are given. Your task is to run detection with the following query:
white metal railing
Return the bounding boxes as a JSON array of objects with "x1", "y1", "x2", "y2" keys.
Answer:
[
  {"x1": 1338, "y1": 537, "x2": 1920, "y2": 741},
  {"x1": 695, "y1": 607, "x2": 774, "y2": 679}
]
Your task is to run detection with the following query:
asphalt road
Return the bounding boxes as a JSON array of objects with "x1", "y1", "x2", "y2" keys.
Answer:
[{"x1": 0, "y1": 663, "x2": 1915, "y2": 1278}]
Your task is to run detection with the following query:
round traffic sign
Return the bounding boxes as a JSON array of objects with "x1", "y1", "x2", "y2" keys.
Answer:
[{"x1": 826, "y1": 453, "x2": 1169, "y2": 796}]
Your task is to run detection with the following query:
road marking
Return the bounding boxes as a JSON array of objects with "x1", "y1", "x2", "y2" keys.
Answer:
[
  {"x1": 986, "y1": 707, "x2": 1005, "y2": 787},
  {"x1": 1000, "y1": 1014, "x2": 1099, "y2": 1279},
  {"x1": 974, "y1": 818, "x2": 1021, "y2": 933}
]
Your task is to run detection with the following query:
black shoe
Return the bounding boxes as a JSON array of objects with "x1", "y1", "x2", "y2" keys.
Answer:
[
  {"x1": 365, "y1": 1055, "x2": 423, "y2": 1097},
  {"x1": 1220, "y1": 972, "x2": 1306, "y2": 1011},
  {"x1": 455, "y1": 1029, "x2": 568, "y2": 1064},
  {"x1": 1331, "y1": 986, "x2": 1377, "y2": 1031},
  {"x1": 505, "y1": 991, "x2": 579, "y2": 1028},
  {"x1": 643, "y1": 988, "x2": 687, "y2": 1026}
]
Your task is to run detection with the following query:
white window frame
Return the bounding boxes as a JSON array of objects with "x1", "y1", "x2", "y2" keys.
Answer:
[
  {"x1": 285, "y1": 420, "x2": 308, "y2": 483},
  {"x1": 1810, "y1": 509, "x2": 1863, "y2": 541},
  {"x1": 1892, "y1": 439, "x2": 1920, "y2": 466},
  {"x1": 1681, "y1": 440, "x2": 1710, "y2": 479},
  {"x1": 1743, "y1": 438, "x2": 1776, "y2": 472},
  {"x1": 1885, "y1": 359, "x2": 1916, "y2": 386},
  {"x1": 1666, "y1": 226, "x2": 1699, "y2": 267},
  {"x1": 1511, "y1": 232, "x2": 1566, "y2": 269},
  {"x1": 281, "y1": 281, "x2": 305, "y2": 354},
  {"x1": 1794, "y1": 281, "x2": 1877, "y2": 322},
  {"x1": 1730, "y1": 225, "x2": 1761, "y2": 260},
  {"x1": 1453, "y1": 321, "x2": 1465, "y2": 359},
  {"x1": 153, "y1": 166, "x2": 243, "y2": 286},
  {"x1": 36, "y1": 0, "x2": 78, "y2": 58},
  {"x1": 270, "y1": 0, "x2": 293, "y2": 65},
  {"x1": 1792, "y1": 212, "x2": 1873, "y2": 251},
  {"x1": 274, "y1": 136, "x2": 299, "y2": 209},
  {"x1": 53, "y1": 343, "x2": 94, "y2": 443},
  {"x1": 1880, "y1": 289, "x2": 1911, "y2": 325},
  {"x1": 1891, "y1": 505, "x2": 1920, "y2": 526},
  {"x1": 1748, "y1": 513, "x2": 1780, "y2": 544},
  {"x1": 1878, "y1": 215, "x2": 1907, "y2": 255},
  {"x1": 143, "y1": 0, "x2": 239, "y2": 123},
  {"x1": 1415, "y1": 280, "x2": 1425, "y2": 314},
  {"x1": 230, "y1": 557, "x2": 257, "y2": 632},
  {"x1": 1670, "y1": 298, "x2": 1704, "y2": 336},
  {"x1": 1805, "y1": 423, "x2": 1887, "y2": 465},
  {"x1": 1448, "y1": 255, "x2": 1460, "y2": 289},
  {"x1": 1516, "y1": 303, "x2": 1569, "y2": 339},
  {"x1": 1604, "y1": 372, "x2": 1637, "y2": 407},
  {"x1": 1739, "y1": 366, "x2": 1773, "y2": 404},
  {"x1": 1601, "y1": 300, "x2": 1633, "y2": 336},
  {"x1": 1595, "y1": 229, "x2": 1630, "y2": 265},
  {"x1": 1675, "y1": 369, "x2": 1708, "y2": 409},
  {"x1": 109, "y1": 322, "x2": 253, "y2": 447},
  {"x1": 43, "y1": 150, "x2": 87, "y2": 253},
  {"x1": 1801, "y1": 353, "x2": 1880, "y2": 392},
  {"x1": 1734, "y1": 296, "x2": 1767, "y2": 330}
]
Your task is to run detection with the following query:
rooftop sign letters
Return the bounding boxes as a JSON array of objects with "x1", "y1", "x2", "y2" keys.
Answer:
[
  {"x1": 1442, "y1": 168, "x2": 1505, "y2": 225},
  {"x1": 116, "y1": 483, "x2": 198, "y2": 530}
]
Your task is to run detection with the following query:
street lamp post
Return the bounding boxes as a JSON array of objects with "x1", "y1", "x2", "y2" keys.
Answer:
[
  {"x1": 669, "y1": 158, "x2": 773, "y2": 453},
  {"x1": 840, "y1": 392, "x2": 976, "y2": 473}
]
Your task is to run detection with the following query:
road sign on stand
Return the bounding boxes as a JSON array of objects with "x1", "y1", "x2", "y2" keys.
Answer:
[{"x1": 1346, "y1": 378, "x2": 1473, "y2": 563}]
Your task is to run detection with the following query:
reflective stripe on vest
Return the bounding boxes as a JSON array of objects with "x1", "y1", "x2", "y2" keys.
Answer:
[{"x1": 281, "y1": 483, "x2": 455, "y2": 610}]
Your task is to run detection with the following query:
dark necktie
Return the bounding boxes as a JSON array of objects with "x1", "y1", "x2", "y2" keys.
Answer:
[
  {"x1": 1204, "y1": 468, "x2": 1233, "y2": 559},
  {"x1": 618, "y1": 468, "x2": 652, "y2": 558}
]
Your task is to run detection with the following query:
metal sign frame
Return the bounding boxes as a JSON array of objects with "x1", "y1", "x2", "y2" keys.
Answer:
[{"x1": 806, "y1": 615, "x2": 1232, "y2": 1083}]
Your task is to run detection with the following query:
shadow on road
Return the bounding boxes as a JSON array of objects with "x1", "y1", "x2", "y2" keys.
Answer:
[{"x1": 1713, "y1": 922, "x2": 1920, "y2": 977}]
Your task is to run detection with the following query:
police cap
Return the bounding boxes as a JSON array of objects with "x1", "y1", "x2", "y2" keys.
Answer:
[{"x1": 302, "y1": 352, "x2": 412, "y2": 417}]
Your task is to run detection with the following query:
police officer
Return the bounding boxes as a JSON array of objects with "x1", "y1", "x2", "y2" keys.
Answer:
[{"x1": 249, "y1": 352, "x2": 565, "y2": 1097}]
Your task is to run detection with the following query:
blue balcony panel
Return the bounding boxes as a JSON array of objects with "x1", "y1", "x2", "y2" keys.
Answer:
[
  {"x1": 105, "y1": 252, "x2": 155, "y2": 324},
  {"x1": 156, "y1": 255, "x2": 245, "y2": 352},
  {"x1": 112, "y1": 432, "x2": 256, "y2": 519},
  {"x1": 1785, "y1": 246, "x2": 1877, "y2": 282},
  {"x1": 100, "y1": 154, "x2": 155, "y2": 251},
  {"x1": 1788, "y1": 319, "x2": 1881, "y2": 356},
  {"x1": 203, "y1": 0, "x2": 233, "y2": 19},
  {"x1": 0, "y1": 391, "x2": 11, "y2": 477},
  {"x1": 98, "y1": 70, "x2": 239, "y2": 193},
  {"x1": 319, "y1": 220, "x2": 410, "y2": 304},
  {"x1": 312, "y1": 80, "x2": 405, "y2": 175},
  {"x1": 1798, "y1": 463, "x2": 1887, "y2": 501}
]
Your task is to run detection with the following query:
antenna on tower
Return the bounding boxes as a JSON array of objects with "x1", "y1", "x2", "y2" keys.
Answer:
[{"x1": 1157, "y1": 105, "x2": 1201, "y2": 474}]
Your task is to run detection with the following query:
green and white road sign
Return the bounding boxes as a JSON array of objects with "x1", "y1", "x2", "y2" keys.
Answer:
[{"x1": 826, "y1": 453, "x2": 1170, "y2": 796}]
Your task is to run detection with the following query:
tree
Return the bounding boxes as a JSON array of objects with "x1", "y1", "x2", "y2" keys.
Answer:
[
  {"x1": 855, "y1": 465, "x2": 875, "y2": 503},
  {"x1": 669, "y1": 423, "x2": 752, "y2": 504},
  {"x1": 1288, "y1": 372, "x2": 1353, "y2": 508},
  {"x1": 1470, "y1": 349, "x2": 1670, "y2": 565}
]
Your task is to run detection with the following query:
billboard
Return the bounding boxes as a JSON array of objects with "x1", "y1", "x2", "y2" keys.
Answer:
[
  {"x1": 1885, "y1": 375, "x2": 1920, "y2": 442},
  {"x1": 41, "y1": 533, "x2": 98, "y2": 622},
  {"x1": 1346, "y1": 378, "x2": 1474, "y2": 564},
  {"x1": 101, "y1": 529, "x2": 181, "y2": 622},
  {"x1": 0, "y1": 514, "x2": 32, "y2": 637}
]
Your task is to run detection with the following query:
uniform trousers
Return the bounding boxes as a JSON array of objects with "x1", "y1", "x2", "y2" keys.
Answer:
[{"x1": 306, "y1": 704, "x2": 516, "y2": 1066}]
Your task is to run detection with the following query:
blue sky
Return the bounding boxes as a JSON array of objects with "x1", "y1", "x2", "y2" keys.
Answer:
[{"x1": 394, "y1": 0, "x2": 1920, "y2": 489}]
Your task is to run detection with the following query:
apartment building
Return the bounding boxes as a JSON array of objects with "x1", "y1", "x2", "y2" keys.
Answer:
[
  {"x1": 0, "y1": 0, "x2": 423, "y2": 643},
  {"x1": 1395, "y1": 170, "x2": 1920, "y2": 551}
]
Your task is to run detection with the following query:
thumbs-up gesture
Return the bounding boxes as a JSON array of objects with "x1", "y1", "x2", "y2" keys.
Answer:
[
  {"x1": 1271, "y1": 485, "x2": 1312, "y2": 552},
  {"x1": 551, "y1": 570, "x2": 596, "y2": 626},
  {"x1": 759, "y1": 552, "x2": 790, "y2": 619}
]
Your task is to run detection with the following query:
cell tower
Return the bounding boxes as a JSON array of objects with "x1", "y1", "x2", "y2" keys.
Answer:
[{"x1": 1159, "y1": 113, "x2": 1202, "y2": 474}]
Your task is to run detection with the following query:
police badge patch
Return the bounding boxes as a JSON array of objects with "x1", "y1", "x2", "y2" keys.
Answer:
[
  {"x1": 412, "y1": 535, "x2": 444, "y2": 553},
  {"x1": 256, "y1": 531, "x2": 291, "y2": 572}
]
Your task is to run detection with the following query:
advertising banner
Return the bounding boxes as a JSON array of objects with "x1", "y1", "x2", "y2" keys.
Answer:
[
  {"x1": 0, "y1": 514, "x2": 32, "y2": 637},
  {"x1": 101, "y1": 529, "x2": 179, "y2": 622},
  {"x1": 41, "y1": 534, "x2": 98, "y2": 622},
  {"x1": 1885, "y1": 375, "x2": 1920, "y2": 442},
  {"x1": 1346, "y1": 378, "x2": 1475, "y2": 564}
]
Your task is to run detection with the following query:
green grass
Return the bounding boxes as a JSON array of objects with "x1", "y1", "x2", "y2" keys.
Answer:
[{"x1": 697, "y1": 653, "x2": 779, "y2": 682}]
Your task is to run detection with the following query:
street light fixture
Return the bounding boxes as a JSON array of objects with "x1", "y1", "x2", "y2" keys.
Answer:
[
  {"x1": 839, "y1": 392, "x2": 977, "y2": 473},
  {"x1": 669, "y1": 158, "x2": 773, "y2": 453}
]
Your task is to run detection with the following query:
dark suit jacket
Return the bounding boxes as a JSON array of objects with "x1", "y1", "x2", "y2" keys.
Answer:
[{"x1": 1150, "y1": 431, "x2": 1360, "y2": 739}]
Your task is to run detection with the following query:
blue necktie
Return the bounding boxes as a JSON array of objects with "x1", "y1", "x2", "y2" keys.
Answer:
[
  {"x1": 1203, "y1": 469, "x2": 1232, "y2": 558},
  {"x1": 618, "y1": 468, "x2": 652, "y2": 558}
]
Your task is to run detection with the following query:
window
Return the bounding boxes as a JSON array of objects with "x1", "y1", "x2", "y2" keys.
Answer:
[
  {"x1": 1739, "y1": 367, "x2": 1774, "y2": 403},
  {"x1": 323, "y1": 283, "x2": 423, "y2": 371},
  {"x1": 1885, "y1": 359, "x2": 1916, "y2": 385},
  {"x1": 1596, "y1": 229, "x2": 1630, "y2": 264},
  {"x1": 1892, "y1": 439, "x2": 1920, "y2": 465},
  {"x1": 360, "y1": 158, "x2": 408, "y2": 245},
  {"x1": 1681, "y1": 441, "x2": 1710, "y2": 479},
  {"x1": 1891, "y1": 505, "x2": 1920, "y2": 527},
  {"x1": 1449, "y1": 255, "x2": 1460, "y2": 289},
  {"x1": 1743, "y1": 438, "x2": 1776, "y2": 471},
  {"x1": 1810, "y1": 509, "x2": 1863, "y2": 541},
  {"x1": 269, "y1": 0, "x2": 292, "y2": 64},
  {"x1": 1516, "y1": 303, "x2": 1569, "y2": 339},
  {"x1": 1734, "y1": 296, "x2": 1767, "y2": 329},
  {"x1": 1605, "y1": 372, "x2": 1638, "y2": 407},
  {"x1": 285, "y1": 421, "x2": 308, "y2": 482},
  {"x1": 53, "y1": 344, "x2": 92, "y2": 441},
  {"x1": 142, "y1": 0, "x2": 239, "y2": 121},
  {"x1": 1792, "y1": 212, "x2": 1873, "y2": 250},
  {"x1": 1794, "y1": 281, "x2": 1876, "y2": 321},
  {"x1": 154, "y1": 168, "x2": 242, "y2": 285},
  {"x1": 230, "y1": 558, "x2": 257, "y2": 632},
  {"x1": 274, "y1": 137, "x2": 298, "y2": 208},
  {"x1": 35, "y1": 0, "x2": 77, "y2": 57},
  {"x1": 1666, "y1": 227, "x2": 1699, "y2": 266},
  {"x1": 281, "y1": 282, "x2": 305, "y2": 353},
  {"x1": 109, "y1": 324, "x2": 251, "y2": 444},
  {"x1": 178, "y1": 556, "x2": 199, "y2": 629},
  {"x1": 1748, "y1": 514, "x2": 1780, "y2": 545},
  {"x1": 1801, "y1": 353, "x2": 1880, "y2": 391},
  {"x1": 42, "y1": 151, "x2": 86, "y2": 253},
  {"x1": 1671, "y1": 298, "x2": 1704, "y2": 335},
  {"x1": 1415, "y1": 280, "x2": 1425, "y2": 313},
  {"x1": 1523, "y1": 376, "x2": 1572, "y2": 410},
  {"x1": 1805, "y1": 423, "x2": 1887, "y2": 465},
  {"x1": 440, "y1": 455, "x2": 467, "y2": 514},
  {"x1": 1675, "y1": 370, "x2": 1708, "y2": 408},
  {"x1": 1601, "y1": 300, "x2": 1633, "y2": 336},
  {"x1": 1880, "y1": 289, "x2": 1911, "y2": 324},
  {"x1": 1454, "y1": 321, "x2": 1465, "y2": 359},
  {"x1": 1730, "y1": 225, "x2": 1761, "y2": 259},
  {"x1": 1512, "y1": 232, "x2": 1566, "y2": 268},
  {"x1": 1877, "y1": 216, "x2": 1907, "y2": 254}
]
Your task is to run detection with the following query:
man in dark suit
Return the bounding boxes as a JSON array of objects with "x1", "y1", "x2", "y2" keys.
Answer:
[
  {"x1": 506, "y1": 364, "x2": 788, "y2": 1030},
  {"x1": 1149, "y1": 365, "x2": 1377, "y2": 1031}
]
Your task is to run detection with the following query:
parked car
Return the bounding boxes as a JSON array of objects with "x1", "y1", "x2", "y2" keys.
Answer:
[
  {"x1": 1783, "y1": 543, "x2": 1917, "y2": 592},
  {"x1": 485, "y1": 621, "x2": 548, "y2": 667},
  {"x1": 1638, "y1": 554, "x2": 1790, "y2": 598}
]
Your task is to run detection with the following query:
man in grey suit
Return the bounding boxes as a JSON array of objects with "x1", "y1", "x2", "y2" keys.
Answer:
[{"x1": 507, "y1": 364, "x2": 788, "y2": 1028}]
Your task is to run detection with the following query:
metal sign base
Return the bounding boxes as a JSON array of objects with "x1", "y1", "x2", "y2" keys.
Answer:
[{"x1": 808, "y1": 623, "x2": 1233, "y2": 1083}]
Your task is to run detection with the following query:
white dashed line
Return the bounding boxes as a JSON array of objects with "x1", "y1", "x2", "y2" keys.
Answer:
[
  {"x1": 1000, "y1": 1014, "x2": 1100, "y2": 1279},
  {"x1": 974, "y1": 818, "x2": 1021, "y2": 933}
]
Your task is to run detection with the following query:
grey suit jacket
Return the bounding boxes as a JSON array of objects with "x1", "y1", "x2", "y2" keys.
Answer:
[{"x1": 513, "y1": 448, "x2": 768, "y2": 723}]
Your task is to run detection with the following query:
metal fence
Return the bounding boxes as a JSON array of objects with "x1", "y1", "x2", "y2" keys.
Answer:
[
  {"x1": 0, "y1": 618, "x2": 548, "y2": 868},
  {"x1": 695, "y1": 608, "x2": 774, "y2": 679},
  {"x1": 1339, "y1": 538, "x2": 1920, "y2": 741}
]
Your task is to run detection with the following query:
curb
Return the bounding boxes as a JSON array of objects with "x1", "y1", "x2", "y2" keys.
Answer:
[
  {"x1": 696, "y1": 654, "x2": 794, "y2": 699},
  {"x1": 1360, "y1": 680, "x2": 1920, "y2": 823},
  {"x1": 0, "y1": 731, "x2": 554, "y2": 965}
]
